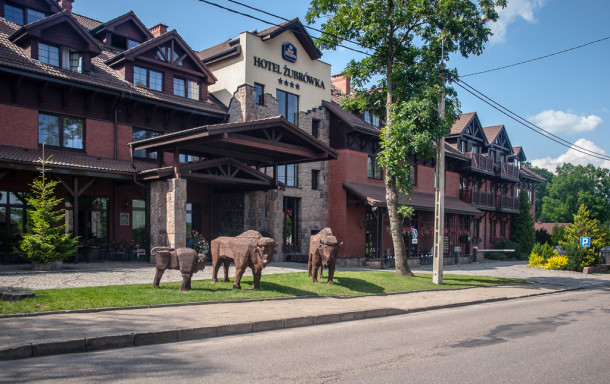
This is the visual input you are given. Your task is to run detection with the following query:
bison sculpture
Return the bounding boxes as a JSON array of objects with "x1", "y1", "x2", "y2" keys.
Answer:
[
  {"x1": 151, "y1": 247, "x2": 206, "y2": 292},
  {"x1": 210, "y1": 230, "x2": 276, "y2": 290},
  {"x1": 308, "y1": 228, "x2": 342, "y2": 284}
]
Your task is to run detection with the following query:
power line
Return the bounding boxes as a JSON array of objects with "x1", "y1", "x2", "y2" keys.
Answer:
[
  {"x1": 461, "y1": 36, "x2": 610, "y2": 77},
  {"x1": 197, "y1": 0, "x2": 371, "y2": 56},
  {"x1": 454, "y1": 79, "x2": 610, "y2": 161},
  {"x1": 226, "y1": 0, "x2": 366, "y2": 51}
]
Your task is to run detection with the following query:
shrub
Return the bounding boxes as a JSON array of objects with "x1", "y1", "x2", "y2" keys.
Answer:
[
  {"x1": 532, "y1": 242, "x2": 555, "y2": 260},
  {"x1": 535, "y1": 228, "x2": 552, "y2": 245},
  {"x1": 545, "y1": 255, "x2": 568, "y2": 270},
  {"x1": 529, "y1": 252, "x2": 545, "y2": 268},
  {"x1": 494, "y1": 239, "x2": 523, "y2": 259},
  {"x1": 485, "y1": 251, "x2": 507, "y2": 261},
  {"x1": 564, "y1": 243, "x2": 595, "y2": 272}
]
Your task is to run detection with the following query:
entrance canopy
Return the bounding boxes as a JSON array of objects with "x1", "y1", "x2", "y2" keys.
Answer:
[
  {"x1": 129, "y1": 116, "x2": 337, "y2": 167},
  {"x1": 343, "y1": 182, "x2": 483, "y2": 216}
]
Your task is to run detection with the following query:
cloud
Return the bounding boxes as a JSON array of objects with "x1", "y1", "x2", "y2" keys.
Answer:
[
  {"x1": 489, "y1": 0, "x2": 545, "y2": 43},
  {"x1": 530, "y1": 138, "x2": 610, "y2": 172},
  {"x1": 528, "y1": 110, "x2": 603, "y2": 134}
]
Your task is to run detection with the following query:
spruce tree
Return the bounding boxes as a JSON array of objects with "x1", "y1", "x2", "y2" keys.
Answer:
[
  {"x1": 560, "y1": 204, "x2": 606, "y2": 270},
  {"x1": 18, "y1": 147, "x2": 78, "y2": 264},
  {"x1": 511, "y1": 191, "x2": 535, "y2": 258}
]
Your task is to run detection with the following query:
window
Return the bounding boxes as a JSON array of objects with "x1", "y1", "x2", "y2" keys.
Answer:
[
  {"x1": 368, "y1": 156, "x2": 382, "y2": 180},
  {"x1": 278, "y1": 164, "x2": 297, "y2": 187},
  {"x1": 4, "y1": 3, "x2": 44, "y2": 25},
  {"x1": 110, "y1": 34, "x2": 139, "y2": 51},
  {"x1": 173, "y1": 78, "x2": 186, "y2": 97},
  {"x1": 38, "y1": 43, "x2": 59, "y2": 67},
  {"x1": 363, "y1": 111, "x2": 381, "y2": 127},
  {"x1": 283, "y1": 197, "x2": 300, "y2": 251},
  {"x1": 500, "y1": 221, "x2": 506, "y2": 238},
  {"x1": 408, "y1": 164, "x2": 417, "y2": 186},
  {"x1": 254, "y1": 83, "x2": 264, "y2": 105},
  {"x1": 0, "y1": 191, "x2": 30, "y2": 239},
  {"x1": 132, "y1": 128, "x2": 160, "y2": 159},
  {"x1": 311, "y1": 119, "x2": 319, "y2": 138},
  {"x1": 133, "y1": 66, "x2": 163, "y2": 91},
  {"x1": 132, "y1": 199, "x2": 146, "y2": 245},
  {"x1": 174, "y1": 78, "x2": 200, "y2": 100},
  {"x1": 185, "y1": 203, "x2": 201, "y2": 234},
  {"x1": 312, "y1": 169, "x2": 320, "y2": 190},
  {"x1": 460, "y1": 140, "x2": 467, "y2": 152},
  {"x1": 65, "y1": 197, "x2": 109, "y2": 242},
  {"x1": 276, "y1": 89, "x2": 298, "y2": 125},
  {"x1": 472, "y1": 144, "x2": 479, "y2": 154},
  {"x1": 38, "y1": 113, "x2": 83, "y2": 150},
  {"x1": 179, "y1": 154, "x2": 200, "y2": 163},
  {"x1": 490, "y1": 220, "x2": 496, "y2": 239}
]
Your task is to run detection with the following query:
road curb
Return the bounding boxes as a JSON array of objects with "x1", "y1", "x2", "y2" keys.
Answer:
[{"x1": 0, "y1": 285, "x2": 581, "y2": 361}]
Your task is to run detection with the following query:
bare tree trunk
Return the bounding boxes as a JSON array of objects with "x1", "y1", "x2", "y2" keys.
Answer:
[{"x1": 386, "y1": 176, "x2": 413, "y2": 276}]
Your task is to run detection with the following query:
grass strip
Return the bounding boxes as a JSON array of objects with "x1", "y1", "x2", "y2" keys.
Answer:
[{"x1": 0, "y1": 271, "x2": 528, "y2": 315}]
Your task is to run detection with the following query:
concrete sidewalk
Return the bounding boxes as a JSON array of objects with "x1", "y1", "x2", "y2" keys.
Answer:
[{"x1": 1, "y1": 261, "x2": 608, "y2": 361}]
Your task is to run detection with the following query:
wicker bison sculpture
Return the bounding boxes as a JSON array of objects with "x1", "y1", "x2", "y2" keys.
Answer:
[
  {"x1": 308, "y1": 228, "x2": 342, "y2": 284},
  {"x1": 151, "y1": 247, "x2": 206, "y2": 292},
  {"x1": 211, "y1": 230, "x2": 276, "y2": 290}
]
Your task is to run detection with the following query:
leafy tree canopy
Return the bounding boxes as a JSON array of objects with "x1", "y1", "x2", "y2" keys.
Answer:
[{"x1": 542, "y1": 164, "x2": 610, "y2": 224}]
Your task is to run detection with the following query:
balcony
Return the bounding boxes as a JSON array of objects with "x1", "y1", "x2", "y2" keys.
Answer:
[
  {"x1": 460, "y1": 189, "x2": 495, "y2": 210},
  {"x1": 498, "y1": 162, "x2": 519, "y2": 181},
  {"x1": 465, "y1": 152, "x2": 494, "y2": 175},
  {"x1": 496, "y1": 195, "x2": 519, "y2": 212}
]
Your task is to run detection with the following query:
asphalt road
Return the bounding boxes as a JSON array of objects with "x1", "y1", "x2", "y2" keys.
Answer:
[{"x1": 1, "y1": 285, "x2": 608, "y2": 383}]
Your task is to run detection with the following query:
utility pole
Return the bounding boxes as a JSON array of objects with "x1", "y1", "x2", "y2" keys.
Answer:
[{"x1": 433, "y1": 62, "x2": 446, "y2": 285}]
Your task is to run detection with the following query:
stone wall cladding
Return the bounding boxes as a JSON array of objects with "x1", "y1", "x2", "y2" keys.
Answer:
[
  {"x1": 227, "y1": 84, "x2": 331, "y2": 259},
  {"x1": 167, "y1": 178, "x2": 187, "y2": 249}
]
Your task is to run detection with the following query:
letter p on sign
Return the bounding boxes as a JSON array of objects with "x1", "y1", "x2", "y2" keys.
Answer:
[{"x1": 580, "y1": 237, "x2": 591, "y2": 248}]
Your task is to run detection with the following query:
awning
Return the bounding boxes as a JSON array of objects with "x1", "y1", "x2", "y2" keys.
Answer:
[
  {"x1": 343, "y1": 182, "x2": 483, "y2": 216},
  {"x1": 128, "y1": 116, "x2": 337, "y2": 167}
]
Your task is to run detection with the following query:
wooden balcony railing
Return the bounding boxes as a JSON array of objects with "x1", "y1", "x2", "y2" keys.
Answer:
[
  {"x1": 460, "y1": 190, "x2": 494, "y2": 207},
  {"x1": 465, "y1": 152, "x2": 494, "y2": 174},
  {"x1": 496, "y1": 195, "x2": 519, "y2": 211},
  {"x1": 500, "y1": 162, "x2": 519, "y2": 180}
]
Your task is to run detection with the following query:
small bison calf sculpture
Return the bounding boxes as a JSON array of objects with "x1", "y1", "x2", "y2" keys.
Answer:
[
  {"x1": 308, "y1": 228, "x2": 342, "y2": 284},
  {"x1": 211, "y1": 230, "x2": 276, "y2": 290},
  {"x1": 151, "y1": 247, "x2": 206, "y2": 292}
]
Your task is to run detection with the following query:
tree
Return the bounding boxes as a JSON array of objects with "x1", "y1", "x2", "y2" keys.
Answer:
[
  {"x1": 559, "y1": 204, "x2": 608, "y2": 270},
  {"x1": 307, "y1": 0, "x2": 505, "y2": 276},
  {"x1": 18, "y1": 148, "x2": 78, "y2": 264},
  {"x1": 511, "y1": 191, "x2": 535, "y2": 257},
  {"x1": 523, "y1": 162, "x2": 554, "y2": 221},
  {"x1": 542, "y1": 164, "x2": 610, "y2": 224}
]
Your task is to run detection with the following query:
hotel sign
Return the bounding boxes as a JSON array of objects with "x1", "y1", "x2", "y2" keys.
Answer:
[
  {"x1": 282, "y1": 43, "x2": 297, "y2": 62},
  {"x1": 253, "y1": 56, "x2": 326, "y2": 89}
]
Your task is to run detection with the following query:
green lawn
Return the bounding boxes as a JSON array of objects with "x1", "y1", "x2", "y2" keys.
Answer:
[{"x1": 0, "y1": 271, "x2": 528, "y2": 315}]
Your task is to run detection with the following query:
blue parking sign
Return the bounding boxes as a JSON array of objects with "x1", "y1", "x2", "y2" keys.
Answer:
[{"x1": 580, "y1": 237, "x2": 591, "y2": 247}]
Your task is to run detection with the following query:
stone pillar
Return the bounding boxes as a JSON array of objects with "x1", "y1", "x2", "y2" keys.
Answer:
[
  {"x1": 167, "y1": 178, "x2": 187, "y2": 249},
  {"x1": 265, "y1": 189, "x2": 284, "y2": 262},
  {"x1": 150, "y1": 180, "x2": 169, "y2": 261}
]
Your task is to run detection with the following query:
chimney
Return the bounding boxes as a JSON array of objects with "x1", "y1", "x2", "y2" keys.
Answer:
[
  {"x1": 150, "y1": 24, "x2": 169, "y2": 38},
  {"x1": 57, "y1": 0, "x2": 74, "y2": 13},
  {"x1": 331, "y1": 74, "x2": 351, "y2": 95}
]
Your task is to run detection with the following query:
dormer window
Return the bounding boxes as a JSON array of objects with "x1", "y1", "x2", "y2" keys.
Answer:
[
  {"x1": 134, "y1": 66, "x2": 163, "y2": 91},
  {"x1": 4, "y1": 3, "x2": 45, "y2": 26},
  {"x1": 363, "y1": 111, "x2": 381, "y2": 127},
  {"x1": 38, "y1": 43, "x2": 83, "y2": 73},
  {"x1": 38, "y1": 42, "x2": 59, "y2": 66},
  {"x1": 173, "y1": 77, "x2": 200, "y2": 100},
  {"x1": 110, "y1": 34, "x2": 139, "y2": 51}
]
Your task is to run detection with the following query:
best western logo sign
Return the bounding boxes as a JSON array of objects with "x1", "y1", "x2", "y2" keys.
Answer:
[{"x1": 282, "y1": 43, "x2": 297, "y2": 62}]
